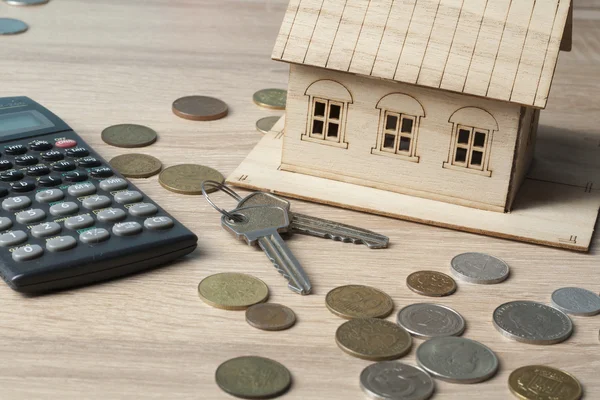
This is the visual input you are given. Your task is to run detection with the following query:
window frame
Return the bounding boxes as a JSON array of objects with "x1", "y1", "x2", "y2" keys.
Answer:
[
  {"x1": 303, "y1": 96, "x2": 349, "y2": 149},
  {"x1": 372, "y1": 109, "x2": 421, "y2": 163},
  {"x1": 445, "y1": 124, "x2": 493, "y2": 176}
]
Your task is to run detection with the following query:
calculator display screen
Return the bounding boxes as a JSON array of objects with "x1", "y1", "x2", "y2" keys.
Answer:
[{"x1": 0, "y1": 111, "x2": 54, "y2": 136}]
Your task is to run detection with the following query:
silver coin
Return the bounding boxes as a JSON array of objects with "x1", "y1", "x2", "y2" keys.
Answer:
[
  {"x1": 396, "y1": 303, "x2": 465, "y2": 339},
  {"x1": 493, "y1": 300, "x2": 573, "y2": 345},
  {"x1": 360, "y1": 361, "x2": 434, "y2": 400},
  {"x1": 450, "y1": 252, "x2": 509, "y2": 284},
  {"x1": 416, "y1": 337, "x2": 498, "y2": 384},
  {"x1": 0, "y1": 18, "x2": 28, "y2": 35},
  {"x1": 4, "y1": 0, "x2": 49, "y2": 6},
  {"x1": 551, "y1": 287, "x2": 600, "y2": 316}
]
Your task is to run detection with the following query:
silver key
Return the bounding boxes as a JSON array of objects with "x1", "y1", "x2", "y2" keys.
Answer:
[
  {"x1": 238, "y1": 192, "x2": 389, "y2": 249},
  {"x1": 222, "y1": 205, "x2": 312, "y2": 295}
]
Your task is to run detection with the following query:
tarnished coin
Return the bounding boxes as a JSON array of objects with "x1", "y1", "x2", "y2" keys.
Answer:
[
  {"x1": 101, "y1": 124, "x2": 157, "y2": 148},
  {"x1": 551, "y1": 287, "x2": 600, "y2": 316},
  {"x1": 253, "y1": 89, "x2": 287, "y2": 110},
  {"x1": 109, "y1": 153, "x2": 162, "y2": 178},
  {"x1": 416, "y1": 337, "x2": 498, "y2": 384},
  {"x1": 0, "y1": 18, "x2": 28, "y2": 35},
  {"x1": 256, "y1": 116, "x2": 281, "y2": 134},
  {"x1": 335, "y1": 318, "x2": 412, "y2": 361},
  {"x1": 450, "y1": 252, "x2": 510, "y2": 284},
  {"x1": 159, "y1": 164, "x2": 224, "y2": 195},
  {"x1": 396, "y1": 303, "x2": 465, "y2": 338},
  {"x1": 493, "y1": 301, "x2": 573, "y2": 345},
  {"x1": 172, "y1": 95, "x2": 228, "y2": 121},
  {"x1": 215, "y1": 356, "x2": 291, "y2": 399},
  {"x1": 198, "y1": 273, "x2": 268, "y2": 310},
  {"x1": 406, "y1": 271, "x2": 457, "y2": 297},
  {"x1": 360, "y1": 361, "x2": 434, "y2": 400},
  {"x1": 4, "y1": 0, "x2": 49, "y2": 5},
  {"x1": 326, "y1": 285, "x2": 394, "y2": 319},
  {"x1": 509, "y1": 365, "x2": 582, "y2": 400},
  {"x1": 245, "y1": 303, "x2": 296, "y2": 331}
]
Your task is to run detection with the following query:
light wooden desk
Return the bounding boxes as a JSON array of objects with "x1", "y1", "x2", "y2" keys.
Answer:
[{"x1": 1, "y1": 1, "x2": 598, "y2": 399}]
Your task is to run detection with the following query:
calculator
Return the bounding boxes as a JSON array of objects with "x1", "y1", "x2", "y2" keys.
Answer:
[{"x1": 0, "y1": 97, "x2": 198, "y2": 293}]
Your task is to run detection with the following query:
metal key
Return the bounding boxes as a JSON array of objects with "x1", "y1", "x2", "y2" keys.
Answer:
[
  {"x1": 238, "y1": 192, "x2": 389, "y2": 249},
  {"x1": 221, "y1": 205, "x2": 312, "y2": 295}
]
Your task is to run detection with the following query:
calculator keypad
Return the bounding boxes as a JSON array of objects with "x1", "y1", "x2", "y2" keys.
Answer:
[
  {"x1": 2, "y1": 196, "x2": 31, "y2": 211},
  {"x1": 12, "y1": 244, "x2": 43, "y2": 262},
  {"x1": 31, "y1": 222, "x2": 61, "y2": 238},
  {"x1": 0, "y1": 230, "x2": 27, "y2": 247},
  {"x1": 46, "y1": 236, "x2": 77, "y2": 252}
]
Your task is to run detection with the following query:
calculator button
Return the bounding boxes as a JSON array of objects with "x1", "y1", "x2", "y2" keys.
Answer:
[
  {"x1": 27, "y1": 164, "x2": 50, "y2": 176},
  {"x1": 12, "y1": 244, "x2": 43, "y2": 262},
  {"x1": 78, "y1": 157, "x2": 101, "y2": 168},
  {"x1": 112, "y1": 221, "x2": 143, "y2": 237},
  {"x1": 35, "y1": 188, "x2": 64, "y2": 203},
  {"x1": 2, "y1": 196, "x2": 31, "y2": 211},
  {"x1": 55, "y1": 139, "x2": 77, "y2": 149},
  {"x1": 52, "y1": 160, "x2": 77, "y2": 172},
  {"x1": 16, "y1": 209, "x2": 46, "y2": 224},
  {"x1": 0, "y1": 160, "x2": 13, "y2": 171},
  {"x1": 129, "y1": 203, "x2": 158, "y2": 217},
  {"x1": 0, "y1": 170, "x2": 24, "y2": 182},
  {"x1": 49, "y1": 202, "x2": 79, "y2": 216},
  {"x1": 46, "y1": 236, "x2": 77, "y2": 252},
  {"x1": 79, "y1": 228, "x2": 110, "y2": 244},
  {"x1": 91, "y1": 167, "x2": 113, "y2": 178},
  {"x1": 0, "y1": 217, "x2": 12, "y2": 231},
  {"x1": 65, "y1": 214, "x2": 94, "y2": 230},
  {"x1": 5, "y1": 145, "x2": 27, "y2": 155},
  {"x1": 29, "y1": 140, "x2": 53, "y2": 151},
  {"x1": 31, "y1": 222, "x2": 62, "y2": 238},
  {"x1": 97, "y1": 208, "x2": 127, "y2": 223},
  {"x1": 11, "y1": 180, "x2": 36, "y2": 193},
  {"x1": 66, "y1": 147, "x2": 89, "y2": 158},
  {"x1": 114, "y1": 190, "x2": 143, "y2": 204},
  {"x1": 38, "y1": 175, "x2": 63, "y2": 187},
  {"x1": 41, "y1": 150, "x2": 64, "y2": 162},
  {"x1": 144, "y1": 216, "x2": 174, "y2": 231},
  {"x1": 15, "y1": 155, "x2": 39, "y2": 166},
  {"x1": 82, "y1": 195, "x2": 111, "y2": 210},
  {"x1": 64, "y1": 171, "x2": 88, "y2": 183},
  {"x1": 0, "y1": 187, "x2": 8, "y2": 198},
  {"x1": 99, "y1": 177, "x2": 127, "y2": 192},
  {"x1": 68, "y1": 182, "x2": 96, "y2": 197},
  {"x1": 0, "y1": 230, "x2": 28, "y2": 247}
]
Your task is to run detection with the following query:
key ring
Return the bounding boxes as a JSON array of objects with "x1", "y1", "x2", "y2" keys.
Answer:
[{"x1": 201, "y1": 180, "x2": 243, "y2": 220}]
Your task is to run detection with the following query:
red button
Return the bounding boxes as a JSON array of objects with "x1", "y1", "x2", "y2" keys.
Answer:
[{"x1": 55, "y1": 139, "x2": 77, "y2": 148}]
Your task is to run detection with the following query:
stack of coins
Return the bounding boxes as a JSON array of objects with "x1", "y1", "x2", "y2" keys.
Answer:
[{"x1": 253, "y1": 89, "x2": 286, "y2": 134}]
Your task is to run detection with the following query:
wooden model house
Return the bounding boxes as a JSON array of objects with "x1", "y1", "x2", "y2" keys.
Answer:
[{"x1": 272, "y1": 0, "x2": 573, "y2": 213}]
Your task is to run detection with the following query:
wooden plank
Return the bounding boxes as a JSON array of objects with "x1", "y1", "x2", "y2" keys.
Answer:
[
  {"x1": 272, "y1": 0, "x2": 303, "y2": 59},
  {"x1": 326, "y1": 0, "x2": 370, "y2": 71},
  {"x1": 304, "y1": 0, "x2": 347, "y2": 67},
  {"x1": 281, "y1": 0, "x2": 325, "y2": 64},
  {"x1": 486, "y1": 0, "x2": 536, "y2": 101},
  {"x1": 348, "y1": 0, "x2": 394, "y2": 76}
]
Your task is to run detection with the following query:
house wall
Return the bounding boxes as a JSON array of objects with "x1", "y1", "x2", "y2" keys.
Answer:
[{"x1": 281, "y1": 65, "x2": 523, "y2": 212}]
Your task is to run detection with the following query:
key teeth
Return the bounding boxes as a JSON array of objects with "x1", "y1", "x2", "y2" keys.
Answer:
[
  {"x1": 272, "y1": 262, "x2": 311, "y2": 295},
  {"x1": 320, "y1": 232, "x2": 388, "y2": 248}
]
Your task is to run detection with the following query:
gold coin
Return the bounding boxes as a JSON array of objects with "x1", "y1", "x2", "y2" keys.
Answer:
[
  {"x1": 256, "y1": 116, "x2": 281, "y2": 134},
  {"x1": 216, "y1": 356, "x2": 291, "y2": 399},
  {"x1": 198, "y1": 273, "x2": 269, "y2": 311},
  {"x1": 509, "y1": 365, "x2": 582, "y2": 400},
  {"x1": 158, "y1": 164, "x2": 224, "y2": 195},
  {"x1": 245, "y1": 303, "x2": 296, "y2": 331},
  {"x1": 335, "y1": 318, "x2": 412, "y2": 361},
  {"x1": 172, "y1": 95, "x2": 228, "y2": 121},
  {"x1": 407, "y1": 270, "x2": 457, "y2": 297},
  {"x1": 326, "y1": 285, "x2": 394, "y2": 319},
  {"x1": 253, "y1": 89, "x2": 287, "y2": 110},
  {"x1": 101, "y1": 124, "x2": 158, "y2": 148},
  {"x1": 109, "y1": 153, "x2": 162, "y2": 178}
]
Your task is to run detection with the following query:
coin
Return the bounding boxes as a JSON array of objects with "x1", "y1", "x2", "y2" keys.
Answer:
[
  {"x1": 551, "y1": 287, "x2": 600, "y2": 316},
  {"x1": 396, "y1": 303, "x2": 465, "y2": 338},
  {"x1": 493, "y1": 301, "x2": 573, "y2": 345},
  {"x1": 101, "y1": 124, "x2": 158, "y2": 148},
  {"x1": 198, "y1": 273, "x2": 268, "y2": 310},
  {"x1": 215, "y1": 356, "x2": 291, "y2": 399},
  {"x1": 245, "y1": 303, "x2": 296, "y2": 331},
  {"x1": 335, "y1": 318, "x2": 412, "y2": 361},
  {"x1": 416, "y1": 337, "x2": 498, "y2": 384},
  {"x1": 508, "y1": 365, "x2": 582, "y2": 400},
  {"x1": 0, "y1": 18, "x2": 28, "y2": 35},
  {"x1": 4, "y1": 0, "x2": 49, "y2": 5},
  {"x1": 159, "y1": 164, "x2": 224, "y2": 195},
  {"x1": 450, "y1": 252, "x2": 510, "y2": 284},
  {"x1": 253, "y1": 89, "x2": 287, "y2": 110},
  {"x1": 360, "y1": 361, "x2": 434, "y2": 400},
  {"x1": 406, "y1": 271, "x2": 457, "y2": 297},
  {"x1": 325, "y1": 285, "x2": 394, "y2": 319},
  {"x1": 109, "y1": 153, "x2": 162, "y2": 178},
  {"x1": 256, "y1": 116, "x2": 281, "y2": 134},
  {"x1": 172, "y1": 96, "x2": 228, "y2": 121}
]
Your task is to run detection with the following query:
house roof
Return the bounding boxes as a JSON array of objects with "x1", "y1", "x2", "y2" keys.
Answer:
[{"x1": 272, "y1": 0, "x2": 572, "y2": 108}]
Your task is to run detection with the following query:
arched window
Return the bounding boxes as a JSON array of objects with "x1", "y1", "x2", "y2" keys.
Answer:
[
  {"x1": 303, "y1": 80, "x2": 352, "y2": 149},
  {"x1": 372, "y1": 93, "x2": 425, "y2": 162}
]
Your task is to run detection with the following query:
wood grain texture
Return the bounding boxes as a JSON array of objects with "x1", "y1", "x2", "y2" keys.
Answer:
[{"x1": 0, "y1": 1, "x2": 599, "y2": 399}]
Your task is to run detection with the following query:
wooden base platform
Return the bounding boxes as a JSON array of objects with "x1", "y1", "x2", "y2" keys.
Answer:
[{"x1": 226, "y1": 117, "x2": 600, "y2": 252}]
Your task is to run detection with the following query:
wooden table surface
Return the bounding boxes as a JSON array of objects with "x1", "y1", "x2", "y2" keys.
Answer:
[{"x1": 1, "y1": 1, "x2": 599, "y2": 399}]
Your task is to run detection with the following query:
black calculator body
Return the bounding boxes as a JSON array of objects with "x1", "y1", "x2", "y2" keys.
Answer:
[{"x1": 0, "y1": 97, "x2": 197, "y2": 293}]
